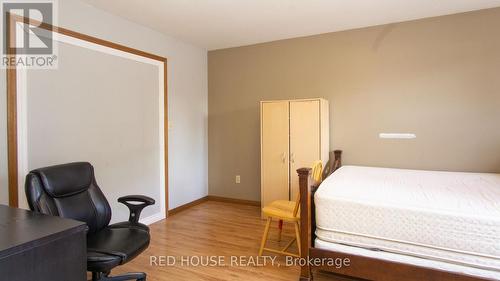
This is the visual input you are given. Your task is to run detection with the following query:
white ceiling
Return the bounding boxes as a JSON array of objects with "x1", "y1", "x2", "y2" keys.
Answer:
[{"x1": 81, "y1": 0, "x2": 500, "y2": 50}]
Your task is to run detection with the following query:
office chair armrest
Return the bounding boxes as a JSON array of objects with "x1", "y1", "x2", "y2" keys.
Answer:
[{"x1": 118, "y1": 195, "x2": 155, "y2": 224}]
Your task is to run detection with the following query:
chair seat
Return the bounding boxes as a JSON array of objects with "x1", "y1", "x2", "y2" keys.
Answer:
[
  {"x1": 109, "y1": 221, "x2": 150, "y2": 232},
  {"x1": 262, "y1": 200, "x2": 300, "y2": 221},
  {"x1": 87, "y1": 226, "x2": 150, "y2": 272}
]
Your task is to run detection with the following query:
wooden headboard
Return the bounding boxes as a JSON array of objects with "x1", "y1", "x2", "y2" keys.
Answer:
[{"x1": 321, "y1": 150, "x2": 343, "y2": 181}]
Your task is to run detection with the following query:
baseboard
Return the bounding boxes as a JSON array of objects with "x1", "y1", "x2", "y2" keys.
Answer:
[
  {"x1": 163, "y1": 195, "x2": 261, "y2": 217},
  {"x1": 140, "y1": 212, "x2": 166, "y2": 225},
  {"x1": 168, "y1": 196, "x2": 209, "y2": 216},
  {"x1": 206, "y1": 195, "x2": 260, "y2": 206}
]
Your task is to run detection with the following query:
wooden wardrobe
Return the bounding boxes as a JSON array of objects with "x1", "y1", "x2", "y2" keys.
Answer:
[{"x1": 260, "y1": 98, "x2": 329, "y2": 208}]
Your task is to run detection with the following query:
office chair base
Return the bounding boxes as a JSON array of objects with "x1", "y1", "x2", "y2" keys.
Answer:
[{"x1": 92, "y1": 271, "x2": 146, "y2": 281}]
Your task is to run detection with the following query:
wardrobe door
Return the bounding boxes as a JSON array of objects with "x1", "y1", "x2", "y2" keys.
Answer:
[
  {"x1": 261, "y1": 101, "x2": 290, "y2": 208},
  {"x1": 289, "y1": 100, "x2": 321, "y2": 201}
]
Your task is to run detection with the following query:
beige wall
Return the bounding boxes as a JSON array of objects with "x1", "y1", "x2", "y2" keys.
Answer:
[{"x1": 208, "y1": 8, "x2": 500, "y2": 202}]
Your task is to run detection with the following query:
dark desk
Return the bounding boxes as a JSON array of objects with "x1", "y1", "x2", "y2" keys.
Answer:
[{"x1": 0, "y1": 204, "x2": 87, "y2": 281}]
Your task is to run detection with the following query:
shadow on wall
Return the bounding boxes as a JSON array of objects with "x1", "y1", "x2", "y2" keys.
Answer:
[{"x1": 372, "y1": 23, "x2": 398, "y2": 51}]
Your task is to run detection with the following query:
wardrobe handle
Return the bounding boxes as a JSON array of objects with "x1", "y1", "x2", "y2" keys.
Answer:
[
  {"x1": 281, "y1": 152, "x2": 286, "y2": 163},
  {"x1": 290, "y1": 152, "x2": 295, "y2": 163}
]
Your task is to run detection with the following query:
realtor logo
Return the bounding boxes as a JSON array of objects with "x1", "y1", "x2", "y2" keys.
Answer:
[
  {"x1": 2, "y1": 2, "x2": 53, "y2": 54},
  {"x1": 1, "y1": 1, "x2": 57, "y2": 68}
]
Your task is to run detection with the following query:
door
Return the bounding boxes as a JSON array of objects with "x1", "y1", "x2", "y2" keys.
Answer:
[
  {"x1": 261, "y1": 101, "x2": 290, "y2": 208},
  {"x1": 289, "y1": 100, "x2": 320, "y2": 201}
]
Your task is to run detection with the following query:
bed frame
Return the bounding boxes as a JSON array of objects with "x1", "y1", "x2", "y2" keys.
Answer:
[{"x1": 297, "y1": 150, "x2": 493, "y2": 281}]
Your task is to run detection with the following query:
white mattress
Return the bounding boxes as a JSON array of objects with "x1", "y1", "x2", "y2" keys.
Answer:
[
  {"x1": 315, "y1": 239, "x2": 500, "y2": 280},
  {"x1": 315, "y1": 166, "x2": 500, "y2": 272}
]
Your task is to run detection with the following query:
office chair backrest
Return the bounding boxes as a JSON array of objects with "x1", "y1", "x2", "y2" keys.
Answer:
[{"x1": 25, "y1": 162, "x2": 112, "y2": 234}]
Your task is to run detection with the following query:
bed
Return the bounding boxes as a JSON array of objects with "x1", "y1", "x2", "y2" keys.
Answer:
[{"x1": 298, "y1": 151, "x2": 500, "y2": 281}]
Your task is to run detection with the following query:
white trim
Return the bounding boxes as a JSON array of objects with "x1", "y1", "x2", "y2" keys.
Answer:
[
  {"x1": 16, "y1": 26, "x2": 167, "y2": 218},
  {"x1": 158, "y1": 64, "x2": 166, "y2": 217},
  {"x1": 52, "y1": 32, "x2": 163, "y2": 67},
  {"x1": 17, "y1": 67, "x2": 28, "y2": 209},
  {"x1": 140, "y1": 212, "x2": 166, "y2": 226}
]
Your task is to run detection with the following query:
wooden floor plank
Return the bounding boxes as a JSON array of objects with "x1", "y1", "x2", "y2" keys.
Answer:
[{"x1": 108, "y1": 201, "x2": 355, "y2": 281}]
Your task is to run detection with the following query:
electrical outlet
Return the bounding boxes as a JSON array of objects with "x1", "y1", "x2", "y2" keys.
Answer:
[{"x1": 235, "y1": 175, "x2": 241, "y2": 184}]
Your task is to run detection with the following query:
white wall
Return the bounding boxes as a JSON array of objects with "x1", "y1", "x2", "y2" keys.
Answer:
[
  {"x1": 24, "y1": 41, "x2": 163, "y2": 222},
  {"x1": 0, "y1": 0, "x2": 208, "y2": 215}
]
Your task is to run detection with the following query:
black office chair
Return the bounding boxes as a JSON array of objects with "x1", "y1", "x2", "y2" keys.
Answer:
[{"x1": 25, "y1": 162, "x2": 155, "y2": 281}]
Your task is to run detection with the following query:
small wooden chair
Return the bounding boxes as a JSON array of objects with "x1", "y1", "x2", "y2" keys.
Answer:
[{"x1": 258, "y1": 161, "x2": 323, "y2": 257}]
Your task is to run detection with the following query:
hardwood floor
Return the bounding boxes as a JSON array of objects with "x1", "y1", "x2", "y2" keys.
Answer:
[{"x1": 111, "y1": 200, "x2": 355, "y2": 281}]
